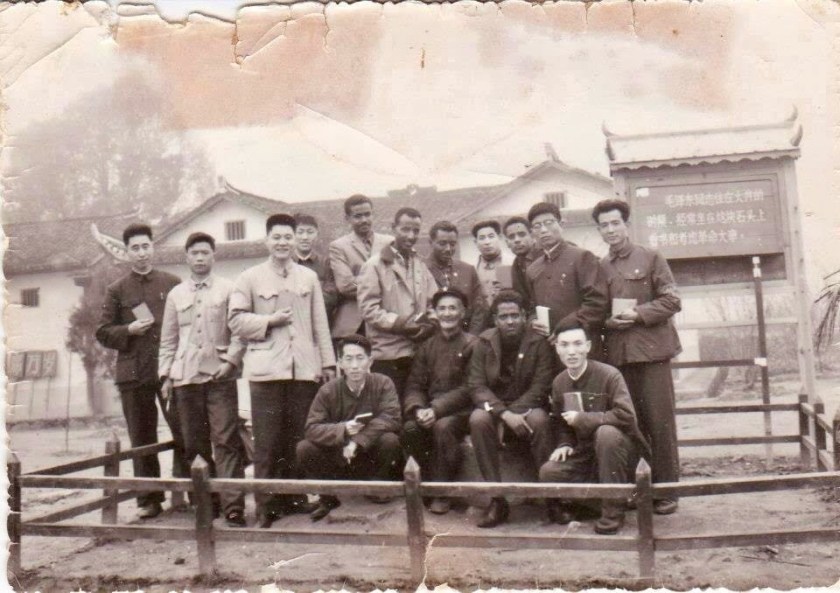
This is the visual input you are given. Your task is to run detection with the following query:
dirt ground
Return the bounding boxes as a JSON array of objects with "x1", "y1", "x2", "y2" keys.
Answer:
[{"x1": 7, "y1": 371, "x2": 840, "y2": 592}]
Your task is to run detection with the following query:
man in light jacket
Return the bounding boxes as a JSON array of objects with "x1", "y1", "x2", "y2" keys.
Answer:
[
  {"x1": 356, "y1": 207, "x2": 439, "y2": 405},
  {"x1": 229, "y1": 213, "x2": 336, "y2": 528},
  {"x1": 329, "y1": 194, "x2": 394, "y2": 340},
  {"x1": 159, "y1": 232, "x2": 247, "y2": 527}
]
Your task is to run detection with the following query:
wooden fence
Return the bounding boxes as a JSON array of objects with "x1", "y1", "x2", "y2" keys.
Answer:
[{"x1": 8, "y1": 397, "x2": 840, "y2": 588}]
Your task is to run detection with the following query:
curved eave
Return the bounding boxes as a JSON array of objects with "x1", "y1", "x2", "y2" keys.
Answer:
[{"x1": 609, "y1": 149, "x2": 801, "y2": 172}]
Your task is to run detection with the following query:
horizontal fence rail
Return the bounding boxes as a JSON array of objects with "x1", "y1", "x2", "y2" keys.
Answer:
[{"x1": 8, "y1": 396, "x2": 840, "y2": 588}]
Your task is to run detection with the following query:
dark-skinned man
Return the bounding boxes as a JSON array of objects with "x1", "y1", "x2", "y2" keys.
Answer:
[{"x1": 467, "y1": 289, "x2": 558, "y2": 528}]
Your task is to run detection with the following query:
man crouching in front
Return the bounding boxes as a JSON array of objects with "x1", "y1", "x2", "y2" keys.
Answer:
[
  {"x1": 540, "y1": 320, "x2": 650, "y2": 535},
  {"x1": 296, "y1": 334, "x2": 402, "y2": 521}
]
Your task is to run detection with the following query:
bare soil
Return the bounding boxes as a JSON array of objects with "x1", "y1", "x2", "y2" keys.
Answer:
[{"x1": 8, "y1": 372, "x2": 840, "y2": 592}]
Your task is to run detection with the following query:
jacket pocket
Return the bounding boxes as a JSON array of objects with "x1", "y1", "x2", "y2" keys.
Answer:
[
  {"x1": 176, "y1": 301, "x2": 193, "y2": 326},
  {"x1": 617, "y1": 268, "x2": 652, "y2": 302},
  {"x1": 116, "y1": 355, "x2": 137, "y2": 383},
  {"x1": 246, "y1": 340, "x2": 275, "y2": 376}
]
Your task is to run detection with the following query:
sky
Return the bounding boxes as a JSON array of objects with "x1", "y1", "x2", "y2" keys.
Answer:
[{"x1": 1, "y1": 0, "x2": 839, "y2": 281}]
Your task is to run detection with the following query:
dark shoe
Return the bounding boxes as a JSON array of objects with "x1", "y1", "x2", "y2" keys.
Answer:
[
  {"x1": 225, "y1": 509, "x2": 246, "y2": 528},
  {"x1": 285, "y1": 499, "x2": 319, "y2": 514},
  {"x1": 137, "y1": 502, "x2": 162, "y2": 520},
  {"x1": 429, "y1": 498, "x2": 451, "y2": 515},
  {"x1": 654, "y1": 499, "x2": 678, "y2": 515},
  {"x1": 310, "y1": 496, "x2": 341, "y2": 522},
  {"x1": 256, "y1": 510, "x2": 281, "y2": 529},
  {"x1": 477, "y1": 498, "x2": 509, "y2": 529},
  {"x1": 365, "y1": 495, "x2": 394, "y2": 504},
  {"x1": 594, "y1": 512, "x2": 625, "y2": 535},
  {"x1": 546, "y1": 500, "x2": 575, "y2": 525}
]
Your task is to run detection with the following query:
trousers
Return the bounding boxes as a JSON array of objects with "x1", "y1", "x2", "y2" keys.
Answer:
[
  {"x1": 174, "y1": 380, "x2": 245, "y2": 515},
  {"x1": 118, "y1": 382, "x2": 190, "y2": 507},
  {"x1": 469, "y1": 408, "x2": 554, "y2": 483},
  {"x1": 249, "y1": 380, "x2": 318, "y2": 514},
  {"x1": 401, "y1": 413, "x2": 470, "y2": 482}
]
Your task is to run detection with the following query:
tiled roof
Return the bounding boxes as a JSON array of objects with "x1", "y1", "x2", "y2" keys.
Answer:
[
  {"x1": 3, "y1": 211, "x2": 139, "y2": 276},
  {"x1": 605, "y1": 110, "x2": 803, "y2": 171},
  {"x1": 152, "y1": 240, "x2": 271, "y2": 265}
]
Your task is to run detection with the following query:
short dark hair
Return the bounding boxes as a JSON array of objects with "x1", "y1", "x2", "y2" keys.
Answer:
[
  {"x1": 429, "y1": 220, "x2": 458, "y2": 240},
  {"x1": 591, "y1": 199, "x2": 630, "y2": 223},
  {"x1": 184, "y1": 232, "x2": 216, "y2": 252},
  {"x1": 503, "y1": 216, "x2": 531, "y2": 235},
  {"x1": 344, "y1": 194, "x2": 373, "y2": 216},
  {"x1": 294, "y1": 213, "x2": 319, "y2": 229},
  {"x1": 432, "y1": 288, "x2": 468, "y2": 309},
  {"x1": 527, "y1": 202, "x2": 562, "y2": 224},
  {"x1": 337, "y1": 334, "x2": 372, "y2": 357},
  {"x1": 490, "y1": 289, "x2": 524, "y2": 315},
  {"x1": 471, "y1": 220, "x2": 501, "y2": 238},
  {"x1": 553, "y1": 319, "x2": 590, "y2": 341},
  {"x1": 122, "y1": 223, "x2": 153, "y2": 245},
  {"x1": 394, "y1": 207, "x2": 422, "y2": 225},
  {"x1": 266, "y1": 213, "x2": 296, "y2": 234}
]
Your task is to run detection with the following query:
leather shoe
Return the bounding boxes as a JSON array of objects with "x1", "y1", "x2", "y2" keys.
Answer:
[
  {"x1": 137, "y1": 502, "x2": 162, "y2": 520},
  {"x1": 654, "y1": 499, "x2": 678, "y2": 515},
  {"x1": 594, "y1": 512, "x2": 625, "y2": 535},
  {"x1": 225, "y1": 509, "x2": 246, "y2": 528},
  {"x1": 546, "y1": 501, "x2": 575, "y2": 525},
  {"x1": 310, "y1": 496, "x2": 341, "y2": 522},
  {"x1": 477, "y1": 498, "x2": 509, "y2": 528},
  {"x1": 256, "y1": 510, "x2": 282, "y2": 529},
  {"x1": 429, "y1": 497, "x2": 451, "y2": 515}
]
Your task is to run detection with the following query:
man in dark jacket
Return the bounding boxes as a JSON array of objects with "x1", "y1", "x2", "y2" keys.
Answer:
[
  {"x1": 525, "y1": 202, "x2": 609, "y2": 358},
  {"x1": 293, "y1": 213, "x2": 338, "y2": 323},
  {"x1": 593, "y1": 199, "x2": 682, "y2": 515},
  {"x1": 467, "y1": 289, "x2": 558, "y2": 528},
  {"x1": 401, "y1": 289, "x2": 477, "y2": 514},
  {"x1": 539, "y1": 320, "x2": 649, "y2": 535},
  {"x1": 425, "y1": 221, "x2": 488, "y2": 334},
  {"x1": 503, "y1": 216, "x2": 538, "y2": 313},
  {"x1": 296, "y1": 334, "x2": 402, "y2": 522},
  {"x1": 95, "y1": 223, "x2": 188, "y2": 519}
]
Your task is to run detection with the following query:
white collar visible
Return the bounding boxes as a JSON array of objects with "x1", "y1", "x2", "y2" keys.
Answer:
[{"x1": 567, "y1": 360, "x2": 588, "y2": 382}]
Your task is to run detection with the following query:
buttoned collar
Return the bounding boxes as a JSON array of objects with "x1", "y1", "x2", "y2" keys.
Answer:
[
  {"x1": 343, "y1": 377, "x2": 367, "y2": 398},
  {"x1": 567, "y1": 360, "x2": 589, "y2": 383},
  {"x1": 190, "y1": 275, "x2": 213, "y2": 292},
  {"x1": 294, "y1": 250, "x2": 317, "y2": 264},
  {"x1": 268, "y1": 258, "x2": 296, "y2": 278},
  {"x1": 608, "y1": 238, "x2": 634, "y2": 262},
  {"x1": 131, "y1": 268, "x2": 156, "y2": 282},
  {"x1": 543, "y1": 241, "x2": 565, "y2": 261},
  {"x1": 478, "y1": 252, "x2": 502, "y2": 269}
]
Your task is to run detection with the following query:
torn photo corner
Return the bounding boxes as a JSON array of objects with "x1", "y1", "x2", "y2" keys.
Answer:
[{"x1": 2, "y1": 0, "x2": 840, "y2": 591}]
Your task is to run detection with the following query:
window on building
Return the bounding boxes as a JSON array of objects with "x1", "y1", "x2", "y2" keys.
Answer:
[
  {"x1": 21, "y1": 288, "x2": 39, "y2": 307},
  {"x1": 225, "y1": 220, "x2": 246, "y2": 241},
  {"x1": 544, "y1": 191, "x2": 567, "y2": 209}
]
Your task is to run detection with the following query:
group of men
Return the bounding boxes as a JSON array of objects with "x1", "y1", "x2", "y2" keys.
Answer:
[{"x1": 96, "y1": 193, "x2": 682, "y2": 535}]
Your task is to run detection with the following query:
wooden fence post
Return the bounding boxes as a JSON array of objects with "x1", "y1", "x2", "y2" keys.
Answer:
[
  {"x1": 7, "y1": 452, "x2": 21, "y2": 583},
  {"x1": 635, "y1": 458, "x2": 655, "y2": 587},
  {"x1": 191, "y1": 456, "x2": 216, "y2": 575},
  {"x1": 798, "y1": 392, "x2": 810, "y2": 468},
  {"x1": 403, "y1": 457, "x2": 426, "y2": 586},
  {"x1": 814, "y1": 397, "x2": 827, "y2": 471},
  {"x1": 102, "y1": 432, "x2": 120, "y2": 524},
  {"x1": 833, "y1": 406, "x2": 840, "y2": 472}
]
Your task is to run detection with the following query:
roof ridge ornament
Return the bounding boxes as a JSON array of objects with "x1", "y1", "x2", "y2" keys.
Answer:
[{"x1": 91, "y1": 223, "x2": 130, "y2": 263}]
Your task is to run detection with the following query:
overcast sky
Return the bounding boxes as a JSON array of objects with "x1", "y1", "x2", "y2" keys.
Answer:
[{"x1": 2, "y1": 0, "x2": 838, "y2": 280}]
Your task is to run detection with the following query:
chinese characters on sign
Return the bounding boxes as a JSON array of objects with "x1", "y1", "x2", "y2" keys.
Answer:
[{"x1": 633, "y1": 180, "x2": 783, "y2": 259}]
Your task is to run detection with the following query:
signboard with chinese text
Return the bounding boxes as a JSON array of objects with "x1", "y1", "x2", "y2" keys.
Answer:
[
  {"x1": 7, "y1": 352, "x2": 25, "y2": 381},
  {"x1": 631, "y1": 178, "x2": 783, "y2": 259}
]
